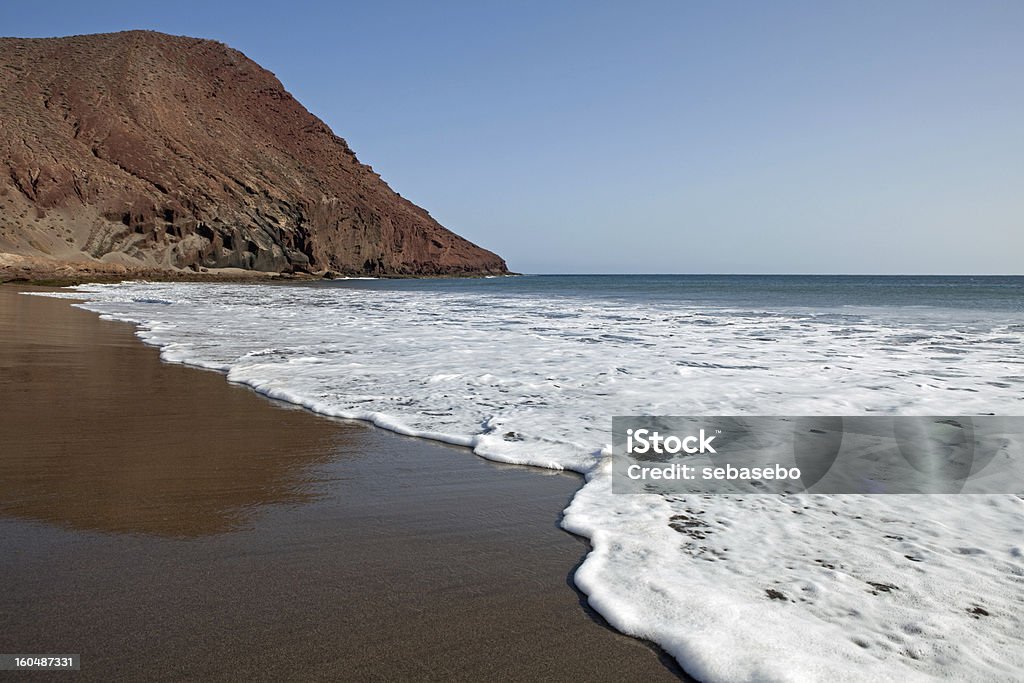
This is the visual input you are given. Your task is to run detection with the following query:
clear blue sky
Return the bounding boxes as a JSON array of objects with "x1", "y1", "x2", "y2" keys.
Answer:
[{"x1": 3, "y1": 1, "x2": 1022, "y2": 274}]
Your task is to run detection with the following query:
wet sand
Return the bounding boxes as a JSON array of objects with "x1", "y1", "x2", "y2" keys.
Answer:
[{"x1": 0, "y1": 286, "x2": 686, "y2": 681}]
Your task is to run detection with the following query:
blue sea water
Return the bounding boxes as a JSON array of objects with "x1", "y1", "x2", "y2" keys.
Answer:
[{"x1": 316, "y1": 274, "x2": 1024, "y2": 313}]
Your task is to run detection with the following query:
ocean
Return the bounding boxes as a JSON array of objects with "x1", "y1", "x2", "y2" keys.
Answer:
[{"x1": 41, "y1": 275, "x2": 1024, "y2": 682}]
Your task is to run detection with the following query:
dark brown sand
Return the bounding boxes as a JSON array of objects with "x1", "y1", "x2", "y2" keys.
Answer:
[{"x1": 0, "y1": 287, "x2": 686, "y2": 681}]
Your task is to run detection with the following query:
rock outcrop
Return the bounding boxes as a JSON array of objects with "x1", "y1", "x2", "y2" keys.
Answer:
[{"x1": 0, "y1": 31, "x2": 508, "y2": 276}]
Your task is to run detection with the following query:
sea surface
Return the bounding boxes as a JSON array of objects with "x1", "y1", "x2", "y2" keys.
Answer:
[{"x1": 41, "y1": 275, "x2": 1024, "y2": 682}]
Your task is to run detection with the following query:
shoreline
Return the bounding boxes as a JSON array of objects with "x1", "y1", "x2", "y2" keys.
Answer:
[
  {"x1": 0, "y1": 253, "x2": 518, "y2": 288},
  {"x1": 0, "y1": 286, "x2": 687, "y2": 681}
]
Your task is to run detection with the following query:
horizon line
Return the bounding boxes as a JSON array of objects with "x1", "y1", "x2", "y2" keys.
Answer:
[{"x1": 515, "y1": 272, "x2": 1024, "y2": 277}]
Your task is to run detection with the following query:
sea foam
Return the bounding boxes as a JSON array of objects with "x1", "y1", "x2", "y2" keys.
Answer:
[{"x1": 37, "y1": 281, "x2": 1024, "y2": 682}]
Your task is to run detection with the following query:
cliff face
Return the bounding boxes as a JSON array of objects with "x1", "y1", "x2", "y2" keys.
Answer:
[{"x1": 0, "y1": 31, "x2": 508, "y2": 276}]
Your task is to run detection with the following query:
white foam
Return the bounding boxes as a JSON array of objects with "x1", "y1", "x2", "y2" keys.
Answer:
[{"x1": 34, "y1": 282, "x2": 1024, "y2": 681}]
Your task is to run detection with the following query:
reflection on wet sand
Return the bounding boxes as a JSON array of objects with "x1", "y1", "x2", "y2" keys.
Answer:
[
  {"x1": 0, "y1": 286, "x2": 685, "y2": 681},
  {"x1": 0, "y1": 287, "x2": 349, "y2": 536}
]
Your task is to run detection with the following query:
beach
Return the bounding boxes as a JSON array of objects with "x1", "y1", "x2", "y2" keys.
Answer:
[
  {"x1": 6, "y1": 276, "x2": 1023, "y2": 682},
  {"x1": 0, "y1": 286, "x2": 684, "y2": 681}
]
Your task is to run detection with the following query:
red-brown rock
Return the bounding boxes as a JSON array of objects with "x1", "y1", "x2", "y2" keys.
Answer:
[{"x1": 0, "y1": 31, "x2": 508, "y2": 276}]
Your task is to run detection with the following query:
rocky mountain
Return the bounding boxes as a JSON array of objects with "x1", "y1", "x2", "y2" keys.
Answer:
[{"x1": 0, "y1": 31, "x2": 508, "y2": 277}]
